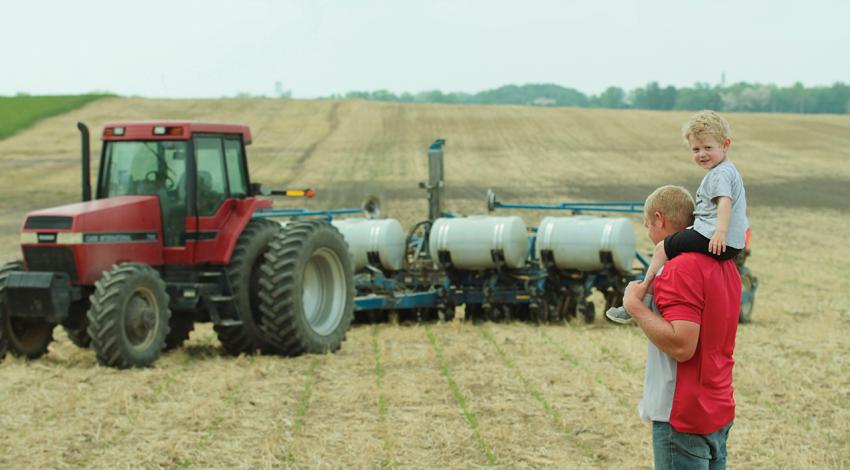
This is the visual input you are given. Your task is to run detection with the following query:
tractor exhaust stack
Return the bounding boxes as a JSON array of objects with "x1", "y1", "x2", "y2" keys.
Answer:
[{"x1": 77, "y1": 122, "x2": 92, "y2": 202}]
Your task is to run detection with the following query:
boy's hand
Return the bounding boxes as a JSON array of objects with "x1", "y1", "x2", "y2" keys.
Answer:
[{"x1": 709, "y1": 231, "x2": 727, "y2": 256}]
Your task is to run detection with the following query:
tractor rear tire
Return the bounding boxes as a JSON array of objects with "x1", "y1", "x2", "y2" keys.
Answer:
[
  {"x1": 165, "y1": 315, "x2": 195, "y2": 351},
  {"x1": 215, "y1": 218, "x2": 281, "y2": 355},
  {"x1": 258, "y1": 220, "x2": 354, "y2": 355},
  {"x1": 1, "y1": 260, "x2": 54, "y2": 359},
  {"x1": 87, "y1": 263, "x2": 171, "y2": 368}
]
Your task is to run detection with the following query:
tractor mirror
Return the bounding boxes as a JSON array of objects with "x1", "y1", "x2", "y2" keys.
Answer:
[
  {"x1": 362, "y1": 195, "x2": 381, "y2": 219},
  {"x1": 250, "y1": 182, "x2": 270, "y2": 196}
]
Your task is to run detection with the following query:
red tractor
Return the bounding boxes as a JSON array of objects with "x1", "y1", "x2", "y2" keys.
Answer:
[{"x1": 0, "y1": 121, "x2": 355, "y2": 368}]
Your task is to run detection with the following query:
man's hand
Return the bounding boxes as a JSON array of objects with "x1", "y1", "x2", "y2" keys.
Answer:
[
  {"x1": 623, "y1": 280, "x2": 650, "y2": 315},
  {"x1": 709, "y1": 230, "x2": 727, "y2": 256}
]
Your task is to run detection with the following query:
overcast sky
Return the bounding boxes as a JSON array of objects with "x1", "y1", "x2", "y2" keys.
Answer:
[{"x1": 3, "y1": 0, "x2": 848, "y2": 99}]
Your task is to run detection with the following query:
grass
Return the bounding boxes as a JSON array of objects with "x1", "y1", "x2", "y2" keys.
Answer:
[
  {"x1": 180, "y1": 380, "x2": 244, "y2": 468},
  {"x1": 371, "y1": 325, "x2": 394, "y2": 469},
  {"x1": 0, "y1": 94, "x2": 113, "y2": 140},
  {"x1": 537, "y1": 327, "x2": 638, "y2": 411},
  {"x1": 68, "y1": 354, "x2": 195, "y2": 468},
  {"x1": 478, "y1": 324, "x2": 598, "y2": 460},
  {"x1": 284, "y1": 356, "x2": 320, "y2": 468},
  {"x1": 426, "y1": 326, "x2": 497, "y2": 466}
]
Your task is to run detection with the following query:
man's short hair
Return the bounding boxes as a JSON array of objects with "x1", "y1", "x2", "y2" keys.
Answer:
[
  {"x1": 682, "y1": 110, "x2": 731, "y2": 145},
  {"x1": 645, "y1": 185, "x2": 695, "y2": 229}
]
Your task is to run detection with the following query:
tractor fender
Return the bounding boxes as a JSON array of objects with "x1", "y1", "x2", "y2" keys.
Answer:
[{"x1": 192, "y1": 197, "x2": 273, "y2": 265}]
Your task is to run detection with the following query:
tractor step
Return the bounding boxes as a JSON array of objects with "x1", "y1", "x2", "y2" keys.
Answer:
[{"x1": 209, "y1": 295, "x2": 233, "y2": 302}]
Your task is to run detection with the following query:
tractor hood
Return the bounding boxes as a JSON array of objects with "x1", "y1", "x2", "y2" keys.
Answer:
[
  {"x1": 22, "y1": 196, "x2": 162, "y2": 237},
  {"x1": 20, "y1": 196, "x2": 165, "y2": 285}
]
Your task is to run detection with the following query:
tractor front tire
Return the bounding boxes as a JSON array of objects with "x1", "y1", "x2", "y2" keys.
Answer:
[
  {"x1": 258, "y1": 220, "x2": 354, "y2": 355},
  {"x1": 1, "y1": 260, "x2": 54, "y2": 359},
  {"x1": 215, "y1": 218, "x2": 281, "y2": 355},
  {"x1": 87, "y1": 263, "x2": 171, "y2": 368}
]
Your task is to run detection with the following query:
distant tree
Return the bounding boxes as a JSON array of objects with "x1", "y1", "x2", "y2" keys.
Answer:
[
  {"x1": 810, "y1": 82, "x2": 850, "y2": 114},
  {"x1": 673, "y1": 83, "x2": 723, "y2": 111},
  {"x1": 721, "y1": 84, "x2": 773, "y2": 112},
  {"x1": 471, "y1": 84, "x2": 588, "y2": 107},
  {"x1": 233, "y1": 92, "x2": 266, "y2": 99},
  {"x1": 415, "y1": 90, "x2": 449, "y2": 103},
  {"x1": 326, "y1": 81, "x2": 847, "y2": 114},
  {"x1": 370, "y1": 89, "x2": 399, "y2": 101},
  {"x1": 591, "y1": 86, "x2": 627, "y2": 108},
  {"x1": 345, "y1": 90, "x2": 372, "y2": 100},
  {"x1": 631, "y1": 82, "x2": 676, "y2": 110}
]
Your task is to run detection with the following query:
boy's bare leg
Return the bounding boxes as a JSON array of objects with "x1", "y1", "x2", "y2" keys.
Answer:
[{"x1": 642, "y1": 240, "x2": 668, "y2": 286}]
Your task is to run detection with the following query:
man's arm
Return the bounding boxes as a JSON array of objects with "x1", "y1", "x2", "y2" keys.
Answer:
[{"x1": 623, "y1": 281, "x2": 700, "y2": 362}]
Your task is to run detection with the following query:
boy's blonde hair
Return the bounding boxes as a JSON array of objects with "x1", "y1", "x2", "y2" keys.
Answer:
[
  {"x1": 682, "y1": 110, "x2": 732, "y2": 145},
  {"x1": 645, "y1": 185, "x2": 695, "y2": 229}
]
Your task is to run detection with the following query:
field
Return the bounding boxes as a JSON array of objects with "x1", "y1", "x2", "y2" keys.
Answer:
[
  {"x1": 0, "y1": 98, "x2": 848, "y2": 469},
  {"x1": 0, "y1": 94, "x2": 111, "y2": 140}
]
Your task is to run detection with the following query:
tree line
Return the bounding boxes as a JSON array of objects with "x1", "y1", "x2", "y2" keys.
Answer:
[{"x1": 324, "y1": 82, "x2": 850, "y2": 114}]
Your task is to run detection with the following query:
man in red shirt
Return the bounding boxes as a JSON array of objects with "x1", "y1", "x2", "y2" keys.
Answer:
[{"x1": 624, "y1": 185, "x2": 741, "y2": 469}]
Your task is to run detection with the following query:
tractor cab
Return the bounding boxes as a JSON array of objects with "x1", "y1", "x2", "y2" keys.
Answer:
[{"x1": 98, "y1": 122, "x2": 260, "y2": 253}]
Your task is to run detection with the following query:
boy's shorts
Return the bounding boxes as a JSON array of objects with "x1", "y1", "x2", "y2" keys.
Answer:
[{"x1": 664, "y1": 228, "x2": 742, "y2": 261}]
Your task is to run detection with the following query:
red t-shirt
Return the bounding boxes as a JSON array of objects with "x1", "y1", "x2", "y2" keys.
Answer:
[{"x1": 653, "y1": 252, "x2": 741, "y2": 434}]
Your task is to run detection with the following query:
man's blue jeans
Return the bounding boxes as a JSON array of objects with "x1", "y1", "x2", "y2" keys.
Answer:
[{"x1": 652, "y1": 421, "x2": 733, "y2": 470}]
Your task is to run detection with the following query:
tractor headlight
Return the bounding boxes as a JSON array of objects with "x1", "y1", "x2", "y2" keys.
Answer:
[
  {"x1": 56, "y1": 233, "x2": 84, "y2": 245},
  {"x1": 20, "y1": 233, "x2": 38, "y2": 244}
]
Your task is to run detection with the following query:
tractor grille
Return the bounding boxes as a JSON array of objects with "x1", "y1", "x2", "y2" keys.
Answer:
[
  {"x1": 23, "y1": 246, "x2": 78, "y2": 282},
  {"x1": 24, "y1": 216, "x2": 73, "y2": 230}
]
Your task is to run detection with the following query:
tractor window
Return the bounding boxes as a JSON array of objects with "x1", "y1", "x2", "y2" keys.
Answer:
[
  {"x1": 101, "y1": 141, "x2": 188, "y2": 199},
  {"x1": 194, "y1": 136, "x2": 228, "y2": 216},
  {"x1": 224, "y1": 138, "x2": 247, "y2": 197},
  {"x1": 99, "y1": 141, "x2": 188, "y2": 246}
]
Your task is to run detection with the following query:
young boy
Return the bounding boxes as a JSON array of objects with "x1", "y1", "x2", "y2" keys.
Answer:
[{"x1": 607, "y1": 110, "x2": 749, "y2": 324}]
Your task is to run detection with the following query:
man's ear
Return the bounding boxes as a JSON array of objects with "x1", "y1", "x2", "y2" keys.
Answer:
[{"x1": 654, "y1": 210, "x2": 665, "y2": 227}]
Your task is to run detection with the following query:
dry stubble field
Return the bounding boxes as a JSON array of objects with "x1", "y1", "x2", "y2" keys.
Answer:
[{"x1": 0, "y1": 99, "x2": 848, "y2": 469}]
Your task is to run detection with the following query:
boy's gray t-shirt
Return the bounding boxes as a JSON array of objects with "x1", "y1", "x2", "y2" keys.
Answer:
[{"x1": 693, "y1": 160, "x2": 749, "y2": 249}]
